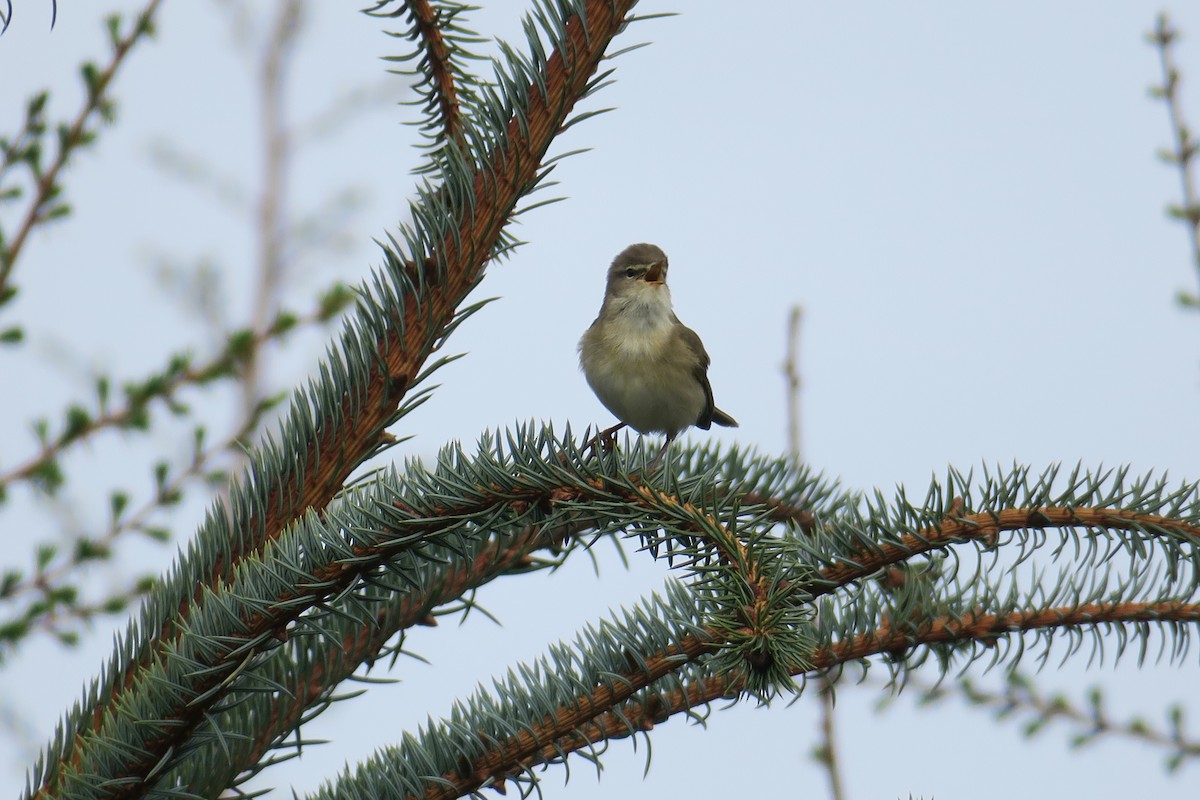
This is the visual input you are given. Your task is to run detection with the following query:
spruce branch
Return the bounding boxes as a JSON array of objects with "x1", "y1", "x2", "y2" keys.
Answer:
[
  {"x1": 148, "y1": 447, "x2": 1200, "y2": 796},
  {"x1": 25, "y1": 3, "x2": 655, "y2": 791},
  {"x1": 507, "y1": 601, "x2": 1200, "y2": 795},
  {"x1": 1149, "y1": 12, "x2": 1200, "y2": 305},
  {"x1": 813, "y1": 503, "x2": 1200, "y2": 598},
  {"x1": 399, "y1": 0, "x2": 467, "y2": 143},
  {"x1": 25, "y1": 428, "x2": 829, "y2": 799},
  {"x1": 310, "y1": 586, "x2": 1200, "y2": 800},
  {"x1": 0, "y1": 0, "x2": 162, "y2": 307},
  {"x1": 164, "y1": 515, "x2": 596, "y2": 796}
]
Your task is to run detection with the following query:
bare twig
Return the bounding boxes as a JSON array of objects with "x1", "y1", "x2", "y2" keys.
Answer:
[
  {"x1": 242, "y1": 0, "x2": 303, "y2": 424},
  {"x1": 1149, "y1": 13, "x2": 1200, "y2": 301},
  {"x1": 784, "y1": 304, "x2": 803, "y2": 460},
  {"x1": 783, "y1": 303, "x2": 843, "y2": 800}
]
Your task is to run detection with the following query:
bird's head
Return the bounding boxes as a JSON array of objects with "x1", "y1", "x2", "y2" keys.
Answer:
[{"x1": 604, "y1": 243, "x2": 670, "y2": 307}]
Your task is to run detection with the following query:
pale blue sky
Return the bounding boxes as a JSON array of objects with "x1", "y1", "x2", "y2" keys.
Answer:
[{"x1": 3, "y1": 2, "x2": 1200, "y2": 798}]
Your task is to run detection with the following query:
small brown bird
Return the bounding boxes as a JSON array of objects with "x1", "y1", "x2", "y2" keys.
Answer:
[{"x1": 578, "y1": 243, "x2": 737, "y2": 459}]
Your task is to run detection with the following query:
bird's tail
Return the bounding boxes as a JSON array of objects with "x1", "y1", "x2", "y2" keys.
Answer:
[{"x1": 711, "y1": 408, "x2": 738, "y2": 428}]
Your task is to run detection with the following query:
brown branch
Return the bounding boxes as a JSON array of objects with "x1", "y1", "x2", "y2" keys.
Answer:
[
  {"x1": 455, "y1": 600, "x2": 1200, "y2": 799},
  {"x1": 741, "y1": 490, "x2": 816, "y2": 528},
  {"x1": 407, "y1": 0, "x2": 462, "y2": 142},
  {"x1": 174, "y1": 477, "x2": 1200, "y2": 798},
  {"x1": 0, "y1": 0, "x2": 163, "y2": 297},
  {"x1": 217, "y1": 518, "x2": 586, "y2": 794},
  {"x1": 42, "y1": 466, "x2": 763, "y2": 798},
  {"x1": 186, "y1": 0, "x2": 640, "y2": 606},
  {"x1": 814, "y1": 506, "x2": 1200, "y2": 598}
]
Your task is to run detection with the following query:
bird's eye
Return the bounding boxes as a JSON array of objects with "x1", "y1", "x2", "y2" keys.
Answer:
[{"x1": 625, "y1": 268, "x2": 637, "y2": 278}]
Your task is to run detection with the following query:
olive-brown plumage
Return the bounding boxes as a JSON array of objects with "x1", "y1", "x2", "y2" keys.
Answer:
[{"x1": 579, "y1": 244, "x2": 737, "y2": 447}]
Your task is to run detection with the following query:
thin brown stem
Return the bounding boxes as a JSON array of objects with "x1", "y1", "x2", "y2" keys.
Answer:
[
  {"x1": 784, "y1": 304, "x2": 803, "y2": 460},
  {"x1": 1150, "y1": 13, "x2": 1200, "y2": 293},
  {"x1": 781, "y1": 303, "x2": 842, "y2": 800},
  {"x1": 885, "y1": 671, "x2": 1200, "y2": 768},
  {"x1": 242, "y1": 0, "x2": 302, "y2": 424}
]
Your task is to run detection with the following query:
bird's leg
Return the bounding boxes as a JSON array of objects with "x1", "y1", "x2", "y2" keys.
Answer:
[{"x1": 645, "y1": 431, "x2": 676, "y2": 473}]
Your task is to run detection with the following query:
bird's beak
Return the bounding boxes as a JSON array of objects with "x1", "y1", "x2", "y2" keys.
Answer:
[{"x1": 643, "y1": 262, "x2": 665, "y2": 284}]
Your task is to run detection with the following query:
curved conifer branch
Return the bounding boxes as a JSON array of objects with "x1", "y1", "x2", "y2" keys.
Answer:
[
  {"x1": 29, "y1": 438, "x2": 810, "y2": 800},
  {"x1": 405, "y1": 600, "x2": 1200, "y2": 800},
  {"x1": 812, "y1": 505, "x2": 1200, "y2": 598},
  {"x1": 167, "y1": 516, "x2": 593, "y2": 796}
]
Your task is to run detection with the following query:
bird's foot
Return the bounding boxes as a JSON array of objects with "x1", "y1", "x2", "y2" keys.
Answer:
[{"x1": 583, "y1": 422, "x2": 626, "y2": 460}]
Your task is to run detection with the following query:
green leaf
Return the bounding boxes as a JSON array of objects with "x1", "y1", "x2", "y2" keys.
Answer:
[
  {"x1": 225, "y1": 328, "x2": 255, "y2": 363},
  {"x1": 43, "y1": 203, "x2": 72, "y2": 221},
  {"x1": 28, "y1": 91, "x2": 49, "y2": 116},
  {"x1": 0, "y1": 570, "x2": 22, "y2": 597},
  {"x1": 35, "y1": 544, "x2": 57, "y2": 571},
  {"x1": 105, "y1": 13, "x2": 122, "y2": 46},
  {"x1": 317, "y1": 281, "x2": 354, "y2": 319},
  {"x1": 0, "y1": 619, "x2": 30, "y2": 644},
  {"x1": 141, "y1": 527, "x2": 171, "y2": 543},
  {"x1": 109, "y1": 490, "x2": 129, "y2": 523},
  {"x1": 74, "y1": 539, "x2": 110, "y2": 562},
  {"x1": 102, "y1": 595, "x2": 129, "y2": 614},
  {"x1": 268, "y1": 310, "x2": 298, "y2": 336},
  {"x1": 54, "y1": 631, "x2": 80, "y2": 647},
  {"x1": 80, "y1": 62, "x2": 100, "y2": 100},
  {"x1": 96, "y1": 375, "x2": 110, "y2": 412},
  {"x1": 61, "y1": 404, "x2": 93, "y2": 443},
  {"x1": 30, "y1": 459, "x2": 64, "y2": 494},
  {"x1": 47, "y1": 584, "x2": 78, "y2": 605}
]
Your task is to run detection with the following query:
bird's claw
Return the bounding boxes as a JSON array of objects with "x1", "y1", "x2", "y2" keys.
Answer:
[{"x1": 582, "y1": 422, "x2": 625, "y2": 460}]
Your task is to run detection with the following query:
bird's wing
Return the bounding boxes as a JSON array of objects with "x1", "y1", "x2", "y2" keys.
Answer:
[{"x1": 675, "y1": 318, "x2": 717, "y2": 430}]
